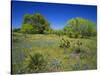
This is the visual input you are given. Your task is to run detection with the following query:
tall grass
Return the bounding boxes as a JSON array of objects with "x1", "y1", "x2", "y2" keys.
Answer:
[{"x1": 12, "y1": 33, "x2": 97, "y2": 74}]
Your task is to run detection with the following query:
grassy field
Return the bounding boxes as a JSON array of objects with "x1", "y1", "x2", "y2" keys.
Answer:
[{"x1": 12, "y1": 32, "x2": 97, "y2": 74}]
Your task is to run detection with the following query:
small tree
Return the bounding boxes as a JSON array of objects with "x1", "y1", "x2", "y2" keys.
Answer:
[
  {"x1": 21, "y1": 13, "x2": 51, "y2": 34},
  {"x1": 64, "y1": 17, "x2": 96, "y2": 38}
]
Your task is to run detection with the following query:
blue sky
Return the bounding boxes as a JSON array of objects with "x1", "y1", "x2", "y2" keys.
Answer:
[{"x1": 12, "y1": 1, "x2": 97, "y2": 29}]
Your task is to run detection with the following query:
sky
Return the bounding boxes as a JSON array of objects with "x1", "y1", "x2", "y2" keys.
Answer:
[{"x1": 11, "y1": 1, "x2": 97, "y2": 29}]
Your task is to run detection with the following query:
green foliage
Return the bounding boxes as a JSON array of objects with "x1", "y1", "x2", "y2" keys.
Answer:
[
  {"x1": 13, "y1": 28, "x2": 21, "y2": 32},
  {"x1": 52, "y1": 30, "x2": 66, "y2": 36},
  {"x1": 24, "y1": 52, "x2": 47, "y2": 73},
  {"x1": 21, "y1": 24, "x2": 34, "y2": 34},
  {"x1": 59, "y1": 38, "x2": 70, "y2": 48},
  {"x1": 64, "y1": 17, "x2": 96, "y2": 38},
  {"x1": 21, "y1": 13, "x2": 51, "y2": 34},
  {"x1": 12, "y1": 16, "x2": 97, "y2": 73},
  {"x1": 44, "y1": 28, "x2": 53, "y2": 34},
  {"x1": 21, "y1": 15, "x2": 96, "y2": 37},
  {"x1": 12, "y1": 33, "x2": 97, "y2": 73}
]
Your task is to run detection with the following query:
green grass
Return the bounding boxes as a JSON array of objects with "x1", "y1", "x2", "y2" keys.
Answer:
[{"x1": 12, "y1": 32, "x2": 97, "y2": 74}]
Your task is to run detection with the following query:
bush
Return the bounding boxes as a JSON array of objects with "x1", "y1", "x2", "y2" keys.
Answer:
[
  {"x1": 72, "y1": 40, "x2": 83, "y2": 54},
  {"x1": 24, "y1": 52, "x2": 47, "y2": 73},
  {"x1": 73, "y1": 47, "x2": 81, "y2": 54},
  {"x1": 59, "y1": 38, "x2": 70, "y2": 48}
]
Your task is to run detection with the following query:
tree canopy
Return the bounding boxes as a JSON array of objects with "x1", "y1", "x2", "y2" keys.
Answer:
[
  {"x1": 20, "y1": 14, "x2": 96, "y2": 37},
  {"x1": 21, "y1": 13, "x2": 51, "y2": 34},
  {"x1": 64, "y1": 17, "x2": 96, "y2": 38}
]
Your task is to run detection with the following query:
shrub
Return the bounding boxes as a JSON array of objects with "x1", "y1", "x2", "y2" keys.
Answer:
[
  {"x1": 59, "y1": 38, "x2": 70, "y2": 48},
  {"x1": 25, "y1": 52, "x2": 47, "y2": 73},
  {"x1": 72, "y1": 40, "x2": 83, "y2": 54},
  {"x1": 73, "y1": 47, "x2": 81, "y2": 54}
]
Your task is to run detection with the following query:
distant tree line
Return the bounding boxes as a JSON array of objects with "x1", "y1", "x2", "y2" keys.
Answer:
[
  {"x1": 13, "y1": 13, "x2": 97, "y2": 38},
  {"x1": 12, "y1": 28, "x2": 20, "y2": 32}
]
